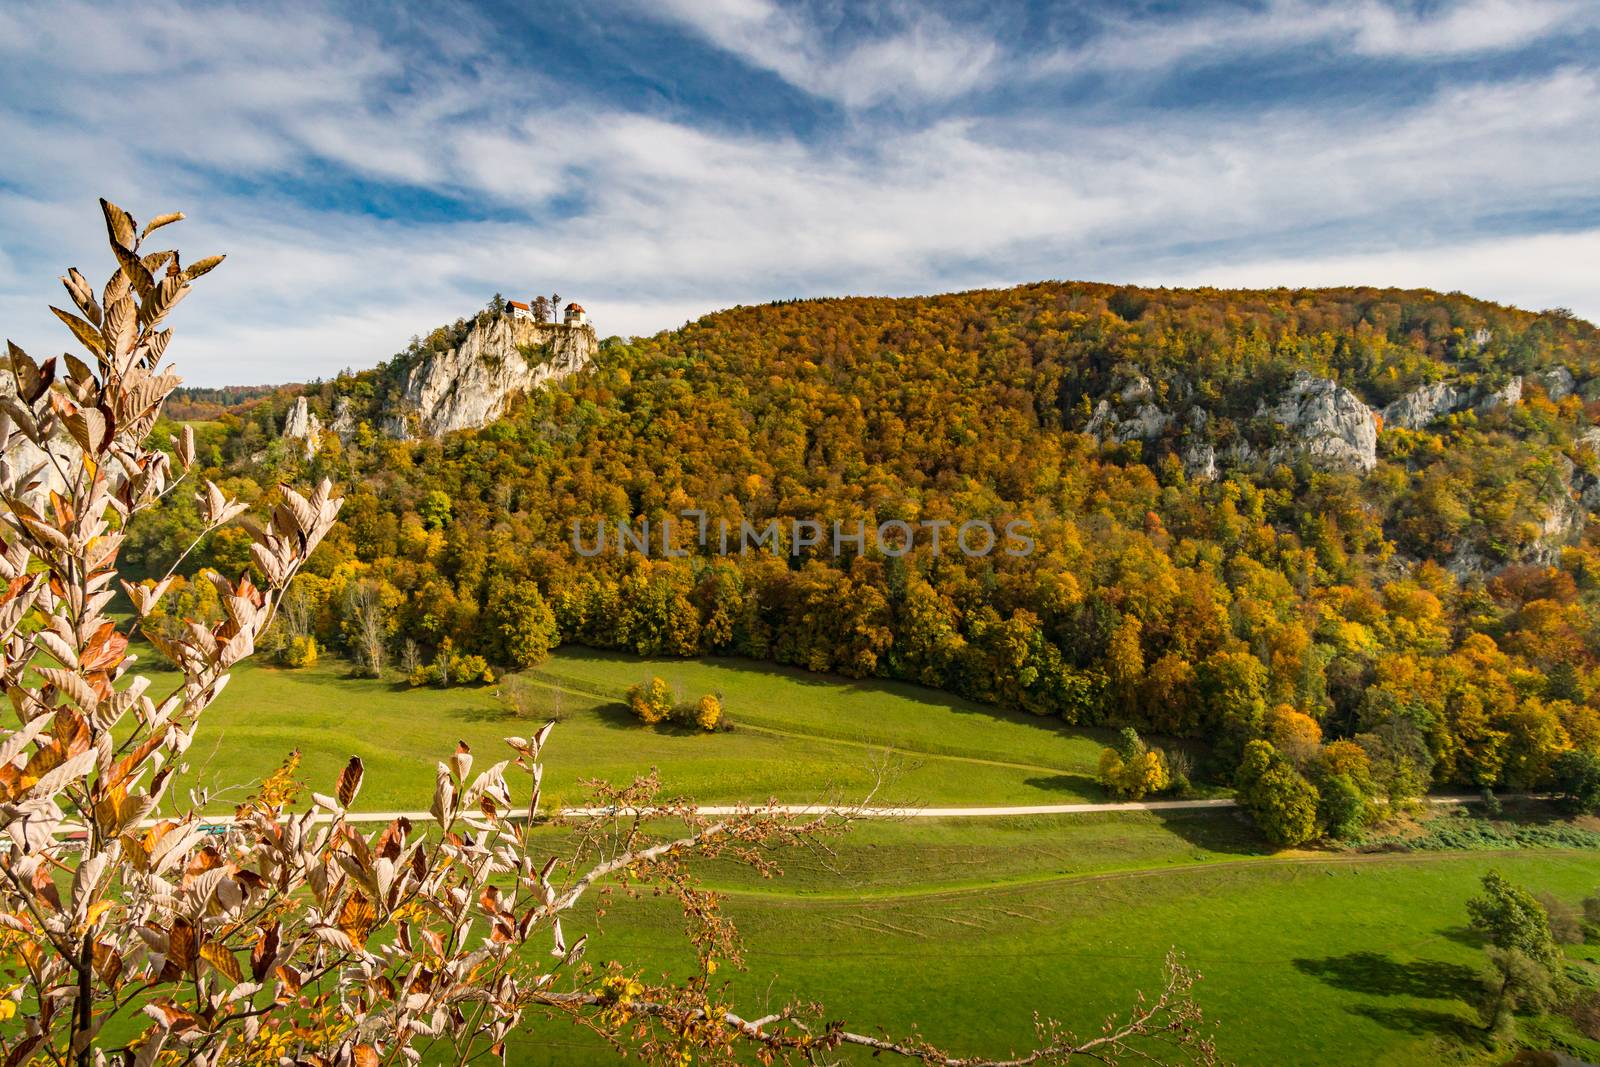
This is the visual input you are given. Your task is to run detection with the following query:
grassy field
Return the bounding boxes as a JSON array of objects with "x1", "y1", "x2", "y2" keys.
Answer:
[
  {"x1": 154, "y1": 647, "x2": 1132, "y2": 811},
  {"x1": 127, "y1": 645, "x2": 1600, "y2": 1064},
  {"x1": 514, "y1": 824, "x2": 1600, "y2": 1067}
]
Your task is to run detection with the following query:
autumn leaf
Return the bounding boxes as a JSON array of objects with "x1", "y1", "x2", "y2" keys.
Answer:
[
  {"x1": 200, "y1": 941, "x2": 242, "y2": 983},
  {"x1": 337, "y1": 890, "x2": 377, "y2": 948},
  {"x1": 336, "y1": 755, "x2": 364, "y2": 808}
]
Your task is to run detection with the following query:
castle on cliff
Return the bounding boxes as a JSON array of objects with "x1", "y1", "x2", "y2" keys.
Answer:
[{"x1": 507, "y1": 298, "x2": 588, "y2": 326}]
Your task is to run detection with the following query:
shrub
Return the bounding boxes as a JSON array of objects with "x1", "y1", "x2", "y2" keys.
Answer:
[
  {"x1": 692, "y1": 693, "x2": 723, "y2": 731},
  {"x1": 449, "y1": 652, "x2": 495, "y2": 685},
  {"x1": 278, "y1": 633, "x2": 318, "y2": 669},
  {"x1": 1096, "y1": 727, "x2": 1170, "y2": 799},
  {"x1": 627, "y1": 676, "x2": 675, "y2": 725}
]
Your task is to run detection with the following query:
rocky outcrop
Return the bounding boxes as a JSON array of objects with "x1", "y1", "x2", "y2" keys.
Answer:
[
  {"x1": 1259, "y1": 372, "x2": 1379, "y2": 473},
  {"x1": 1476, "y1": 377, "x2": 1521, "y2": 413},
  {"x1": 394, "y1": 316, "x2": 596, "y2": 437},
  {"x1": 1381, "y1": 382, "x2": 1467, "y2": 430},
  {"x1": 1381, "y1": 376, "x2": 1525, "y2": 430},
  {"x1": 1532, "y1": 366, "x2": 1576, "y2": 402},
  {"x1": 329, "y1": 396, "x2": 357, "y2": 442},
  {"x1": 1085, "y1": 375, "x2": 1173, "y2": 443},
  {"x1": 282, "y1": 396, "x2": 322, "y2": 458}
]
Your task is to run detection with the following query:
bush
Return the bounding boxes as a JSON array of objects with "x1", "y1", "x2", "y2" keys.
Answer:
[
  {"x1": 626, "y1": 676, "x2": 675, "y2": 725},
  {"x1": 692, "y1": 694, "x2": 722, "y2": 731},
  {"x1": 408, "y1": 662, "x2": 443, "y2": 687},
  {"x1": 278, "y1": 634, "x2": 318, "y2": 669},
  {"x1": 449, "y1": 653, "x2": 495, "y2": 685},
  {"x1": 1096, "y1": 727, "x2": 1170, "y2": 800}
]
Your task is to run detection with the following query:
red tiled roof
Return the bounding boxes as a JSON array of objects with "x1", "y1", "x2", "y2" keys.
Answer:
[
  {"x1": 508, "y1": 300, "x2": 530, "y2": 310},
  {"x1": 565, "y1": 303, "x2": 585, "y2": 313}
]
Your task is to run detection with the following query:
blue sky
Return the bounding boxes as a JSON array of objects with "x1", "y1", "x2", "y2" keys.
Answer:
[{"x1": 2, "y1": 0, "x2": 1598, "y2": 385}]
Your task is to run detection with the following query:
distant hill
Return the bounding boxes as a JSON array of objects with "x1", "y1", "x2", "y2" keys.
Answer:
[{"x1": 135, "y1": 281, "x2": 1600, "y2": 796}]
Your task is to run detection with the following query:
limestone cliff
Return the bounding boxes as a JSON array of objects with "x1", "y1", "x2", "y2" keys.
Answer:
[
  {"x1": 1258, "y1": 372, "x2": 1379, "y2": 473},
  {"x1": 282, "y1": 396, "x2": 322, "y2": 458},
  {"x1": 1380, "y1": 376, "x2": 1525, "y2": 430},
  {"x1": 392, "y1": 316, "x2": 596, "y2": 437}
]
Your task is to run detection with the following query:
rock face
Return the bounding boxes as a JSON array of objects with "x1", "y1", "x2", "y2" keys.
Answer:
[
  {"x1": 282, "y1": 396, "x2": 322, "y2": 458},
  {"x1": 1260, "y1": 372, "x2": 1379, "y2": 473},
  {"x1": 397, "y1": 316, "x2": 596, "y2": 437},
  {"x1": 1381, "y1": 382, "x2": 1468, "y2": 430},
  {"x1": 1085, "y1": 375, "x2": 1173, "y2": 443},
  {"x1": 328, "y1": 396, "x2": 357, "y2": 443},
  {"x1": 1533, "y1": 367, "x2": 1576, "y2": 402},
  {"x1": 1381, "y1": 375, "x2": 1528, "y2": 430}
]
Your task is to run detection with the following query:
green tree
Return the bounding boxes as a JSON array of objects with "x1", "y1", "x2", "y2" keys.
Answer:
[
  {"x1": 485, "y1": 578, "x2": 559, "y2": 669},
  {"x1": 1474, "y1": 947, "x2": 1558, "y2": 1041},
  {"x1": 1316, "y1": 773, "x2": 1366, "y2": 840},
  {"x1": 419, "y1": 489, "x2": 453, "y2": 530},
  {"x1": 1234, "y1": 740, "x2": 1319, "y2": 847},
  {"x1": 1550, "y1": 748, "x2": 1600, "y2": 813},
  {"x1": 1467, "y1": 870, "x2": 1558, "y2": 966}
]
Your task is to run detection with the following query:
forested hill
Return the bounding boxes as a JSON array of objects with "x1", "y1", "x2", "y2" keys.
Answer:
[{"x1": 134, "y1": 282, "x2": 1600, "y2": 795}]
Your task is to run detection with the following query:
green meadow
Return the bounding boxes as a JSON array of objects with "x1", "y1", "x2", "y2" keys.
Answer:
[
  {"x1": 155, "y1": 647, "x2": 1126, "y2": 811},
  {"x1": 131, "y1": 647, "x2": 1600, "y2": 1065}
]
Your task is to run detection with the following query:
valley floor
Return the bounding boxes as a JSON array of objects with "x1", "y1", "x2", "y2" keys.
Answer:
[{"x1": 141, "y1": 647, "x2": 1600, "y2": 1065}]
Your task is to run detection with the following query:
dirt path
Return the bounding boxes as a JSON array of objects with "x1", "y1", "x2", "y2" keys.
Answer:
[{"x1": 167, "y1": 793, "x2": 1498, "y2": 826}]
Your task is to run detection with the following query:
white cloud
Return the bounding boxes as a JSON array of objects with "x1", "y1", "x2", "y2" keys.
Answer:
[
  {"x1": 1152, "y1": 228, "x2": 1600, "y2": 317},
  {"x1": 1044, "y1": 0, "x2": 1591, "y2": 76},
  {"x1": 640, "y1": 0, "x2": 1000, "y2": 107},
  {"x1": 0, "y1": 1, "x2": 1596, "y2": 385}
]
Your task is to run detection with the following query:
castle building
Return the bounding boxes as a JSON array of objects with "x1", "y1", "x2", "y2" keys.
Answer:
[
  {"x1": 564, "y1": 302, "x2": 587, "y2": 326},
  {"x1": 508, "y1": 299, "x2": 532, "y2": 320}
]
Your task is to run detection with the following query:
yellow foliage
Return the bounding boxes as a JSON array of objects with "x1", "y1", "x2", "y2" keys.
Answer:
[
  {"x1": 1097, "y1": 746, "x2": 1169, "y2": 800},
  {"x1": 1265, "y1": 704, "x2": 1322, "y2": 763},
  {"x1": 693, "y1": 694, "x2": 722, "y2": 731}
]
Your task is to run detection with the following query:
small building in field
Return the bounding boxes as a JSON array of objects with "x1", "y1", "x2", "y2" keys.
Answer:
[{"x1": 564, "y1": 302, "x2": 587, "y2": 326}]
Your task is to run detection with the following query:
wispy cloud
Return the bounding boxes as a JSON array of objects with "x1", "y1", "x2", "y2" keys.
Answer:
[
  {"x1": 635, "y1": 0, "x2": 1001, "y2": 107},
  {"x1": 1043, "y1": 0, "x2": 1592, "y2": 76},
  {"x1": 0, "y1": 0, "x2": 1596, "y2": 384}
]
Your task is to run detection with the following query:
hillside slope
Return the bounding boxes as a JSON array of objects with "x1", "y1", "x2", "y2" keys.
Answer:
[{"x1": 136, "y1": 281, "x2": 1600, "y2": 796}]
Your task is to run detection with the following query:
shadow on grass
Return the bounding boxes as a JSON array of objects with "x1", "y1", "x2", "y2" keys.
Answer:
[
  {"x1": 1149, "y1": 808, "x2": 1274, "y2": 856},
  {"x1": 1293, "y1": 951, "x2": 1480, "y2": 1001},
  {"x1": 452, "y1": 703, "x2": 521, "y2": 723},
  {"x1": 557, "y1": 646, "x2": 1200, "y2": 753},
  {"x1": 591, "y1": 702, "x2": 713, "y2": 736},
  {"x1": 1021, "y1": 773, "x2": 1107, "y2": 798},
  {"x1": 1350, "y1": 1004, "x2": 1481, "y2": 1041},
  {"x1": 1438, "y1": 925, "x2": 1486, "y2": 949}
]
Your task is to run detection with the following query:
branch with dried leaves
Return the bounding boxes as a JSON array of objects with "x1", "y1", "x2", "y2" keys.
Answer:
[{"x1": 0, "y1": 201, "x2": 1218, "y2": 1067}]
